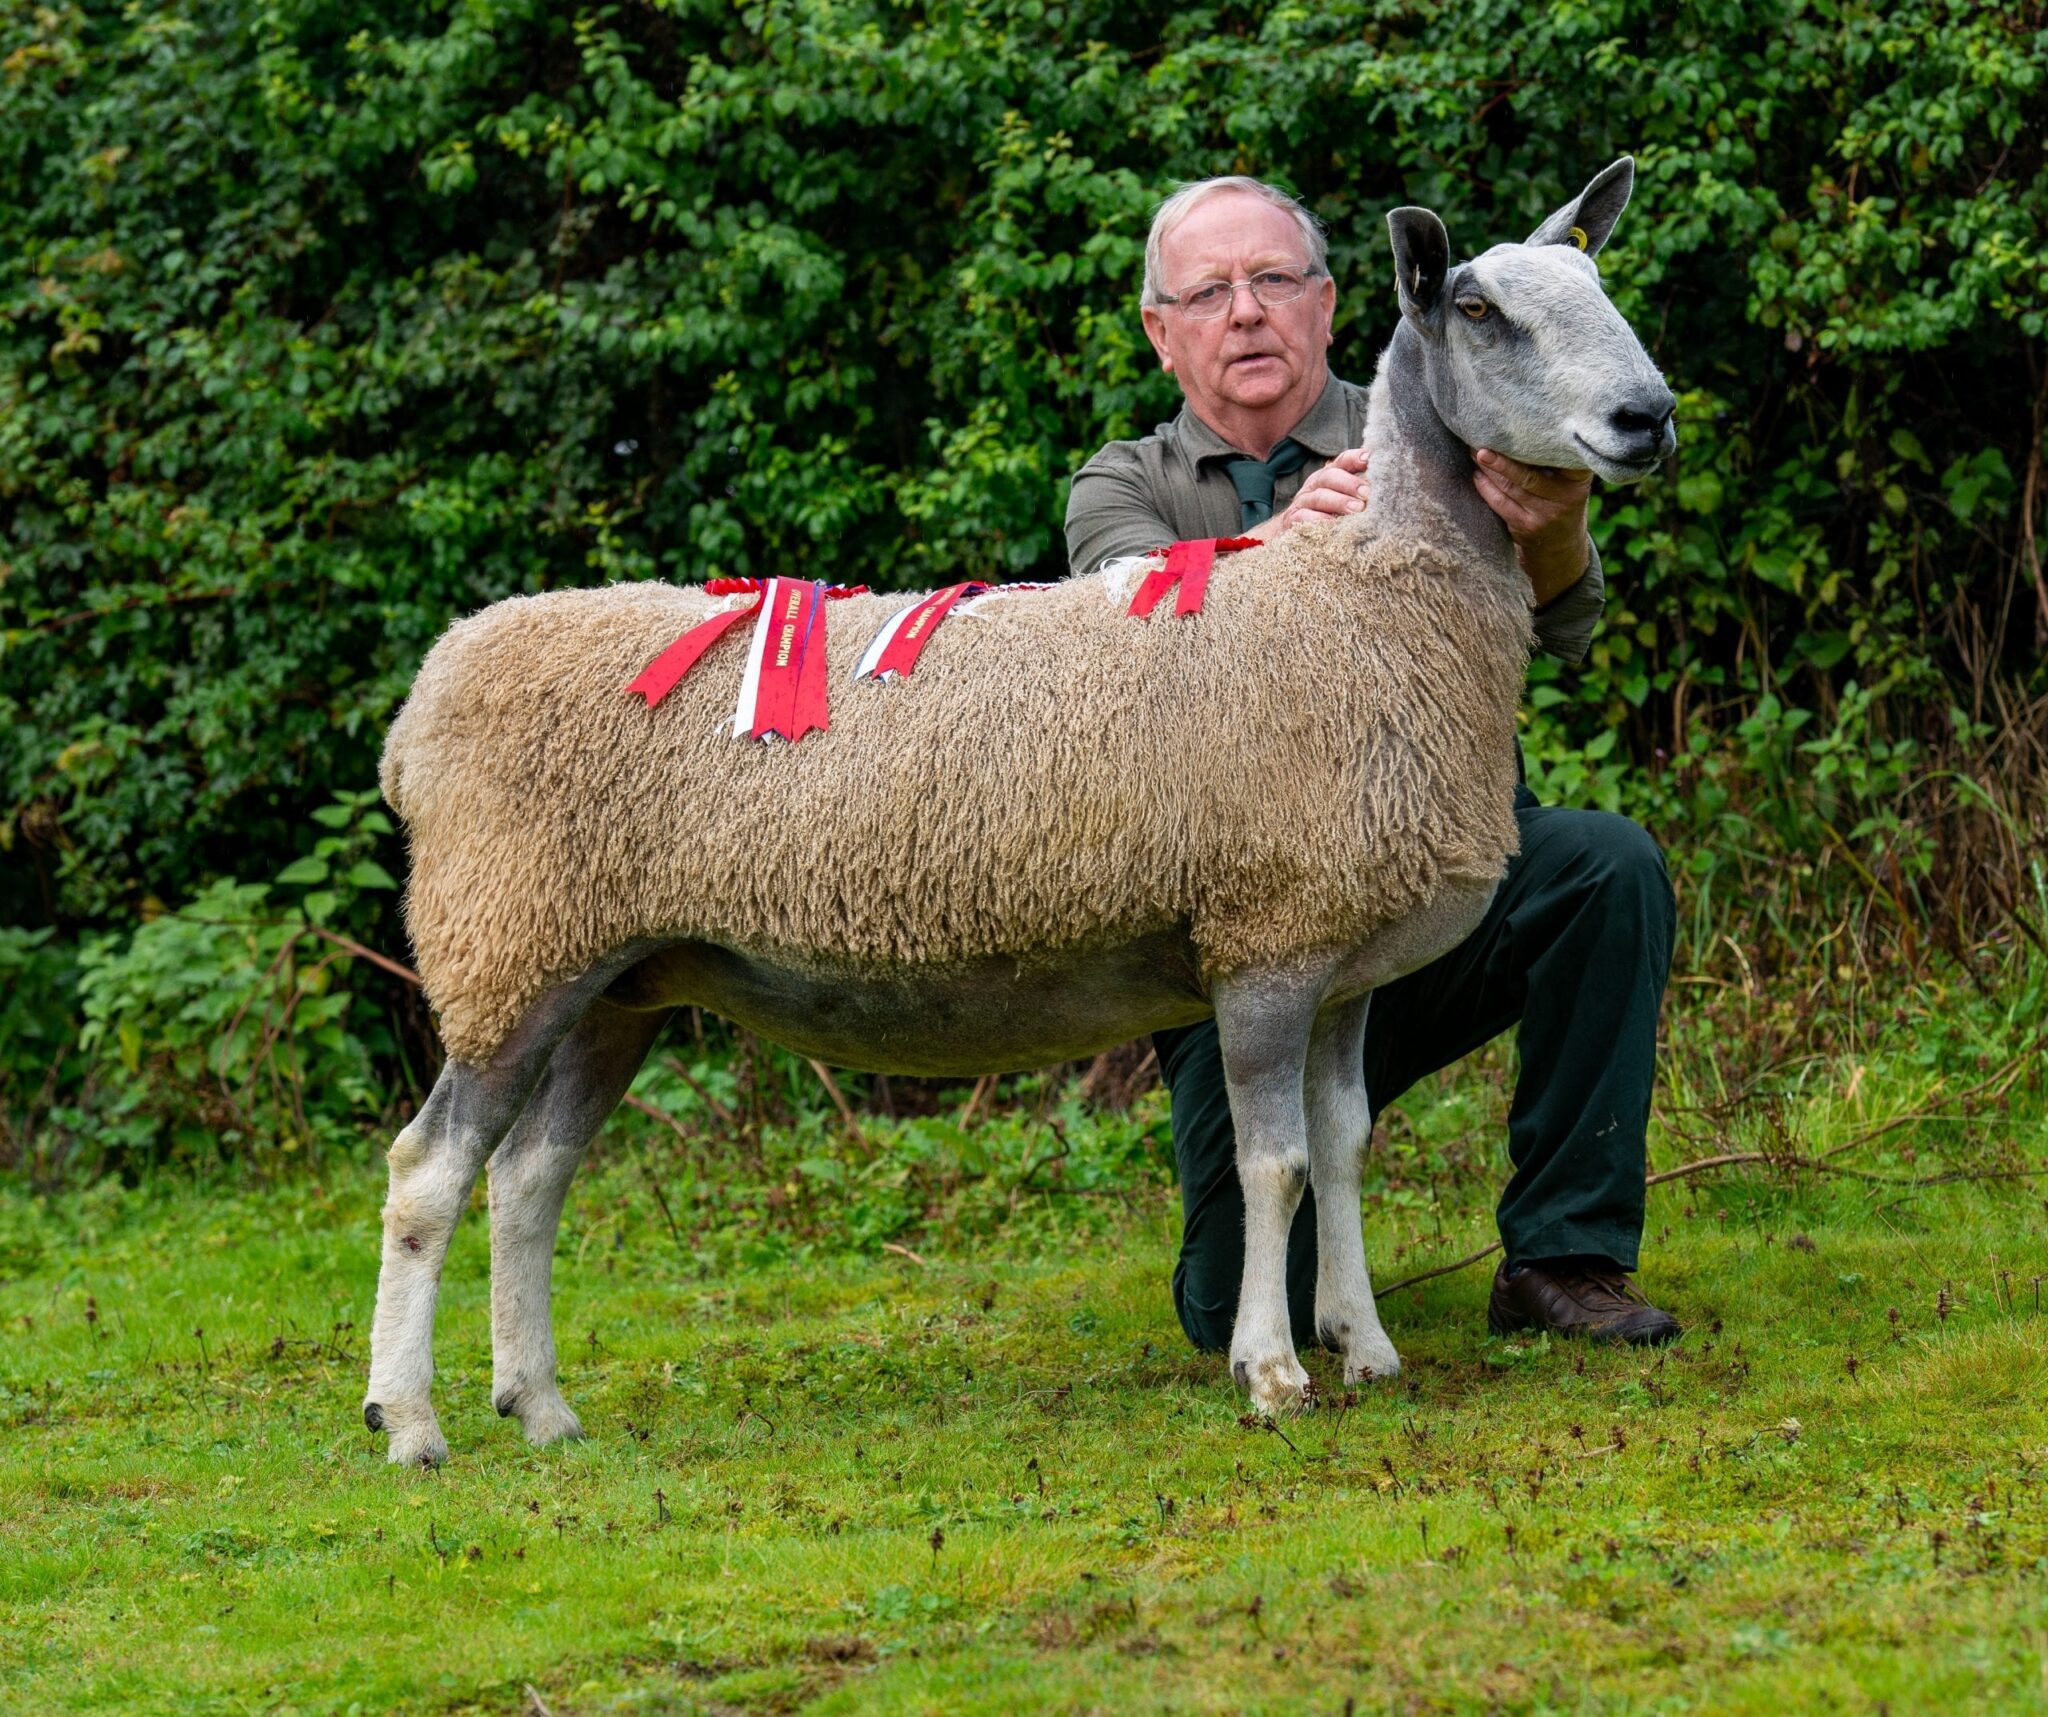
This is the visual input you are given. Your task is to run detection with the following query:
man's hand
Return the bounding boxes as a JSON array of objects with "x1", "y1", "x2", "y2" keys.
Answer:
[
  {"x1": 1250, "y1": 447, "x2": 1370, "y2": 541},
  {"x1": 1473, "y1": 448, "x2": 1593, "y2": 607}
]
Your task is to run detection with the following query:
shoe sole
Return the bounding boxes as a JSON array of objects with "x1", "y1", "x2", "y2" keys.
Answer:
[{"x1": 1488, "y1": 1302, "x2": 1682, "y2": 1347}]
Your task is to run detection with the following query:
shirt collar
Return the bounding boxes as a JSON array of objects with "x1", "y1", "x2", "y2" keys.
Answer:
[{"x1": 1178, "y1": 371, "x2": 1350, "y2": 464}]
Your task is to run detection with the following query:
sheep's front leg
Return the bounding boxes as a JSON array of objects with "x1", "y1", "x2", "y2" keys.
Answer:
[
  {"x1": 1307, "y1": 995, "x2": 1400, "y2": 1383},
  {"x1": 1214, "y1": 971, "x2": 1326, "y2": 1415},
  {"x1": 488, "y1": 1001, "x2": 672, "y2": 1448}
]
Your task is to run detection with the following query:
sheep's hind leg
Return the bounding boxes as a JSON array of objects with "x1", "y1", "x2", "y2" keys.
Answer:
[
  {"x1": 1214, "y1": 970, "x2": 1326, "y2": 1416},
  {"x1": 1307, "y1": 995, "x2": 1400, "y2": 1385},
  {"x1": 488, "y1": 1000, "x2": 674, "y2": 1448},
  {"x1": 363, "y1": 950, "x2": 655, "y2": 1466},
  {"x1": 363, "y1": 1061, "x2": 516, "y2": 1467}
]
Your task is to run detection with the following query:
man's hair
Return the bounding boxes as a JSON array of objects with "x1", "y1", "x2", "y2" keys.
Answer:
[{"x1": 1141, "y1": 176, "x2": 1329, "y2": 306}]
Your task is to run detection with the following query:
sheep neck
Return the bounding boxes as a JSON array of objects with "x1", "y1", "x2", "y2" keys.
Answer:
[{"x1": 1362, "y1": 319, "x2": 1526, "y2": 596}]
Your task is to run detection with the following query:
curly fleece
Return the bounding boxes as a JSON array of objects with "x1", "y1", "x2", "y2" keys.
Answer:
[{"x1": 381, "y1": 506, "x2": 1534, "y2": 1063}]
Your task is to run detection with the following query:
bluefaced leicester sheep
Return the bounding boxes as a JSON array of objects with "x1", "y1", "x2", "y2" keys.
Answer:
[{"x1": 363, "y1": 158, "x2": 1675, "y2": 1465}]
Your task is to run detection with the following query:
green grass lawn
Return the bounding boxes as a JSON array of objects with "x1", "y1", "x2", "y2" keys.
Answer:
[{"x1": 5, "y1": 1104, "x2": 2048, "y2": 1715}]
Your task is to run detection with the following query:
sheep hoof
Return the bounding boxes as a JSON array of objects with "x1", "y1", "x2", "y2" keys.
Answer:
[
  {"x1": 513, "y1": 1391, "x2": 585, "y2": 1449},
  {"x1": 1233, "y1": 1349, "x2": 1312, "y2": 1416},
  {"x1": 369, "y1": 1398, "x2": 449, "y2": 1467},
  {"x1": 389, "y1": 1422, "x2": 450, "y2": 1468},
  {"x1": 1343, "y1": 1339, "x2": 1403, "y2": 1385}
]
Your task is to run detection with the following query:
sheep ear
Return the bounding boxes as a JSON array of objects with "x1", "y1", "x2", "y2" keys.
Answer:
[
  {"x1": 1387, "y1": 207, "x2": 1450, "y2": 324},
  {"x1": 1527, "y1": 157, "x2": 1634, "y2": 256}
]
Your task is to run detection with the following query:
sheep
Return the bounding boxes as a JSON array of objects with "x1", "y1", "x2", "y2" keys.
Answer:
[{"x1": 363, "y1": 160, "x2": 1676, "y2": 1465}]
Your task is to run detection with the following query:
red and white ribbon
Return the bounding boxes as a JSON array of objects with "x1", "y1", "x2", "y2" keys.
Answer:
[
  {"x1": 625, "y1": 576, "x2": 866, "y2": 740},
  {"x1": 626, "y1": 544, "x2": 1240, "y2": 740},
  {"x1": 1126, "y1": 536, "x2": 1261, "y2": 619},
  {"x1": 734, "y1": 576, "x2": 833, "y2": 741},
  {"x1": 852, "y1": 580, "x2": 1054, "y2": 681},
  {"x1": 853, "y1": 582, "x2": 985, "y2": 682}
]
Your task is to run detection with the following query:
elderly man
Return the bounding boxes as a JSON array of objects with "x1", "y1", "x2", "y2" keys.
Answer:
[{"x1": 1067, "y1": 176, "x2": 1680, "y2": 1351}]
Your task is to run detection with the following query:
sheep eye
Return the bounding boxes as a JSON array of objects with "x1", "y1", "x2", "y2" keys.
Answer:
[{"x1": 1456, "y1": 298, "x2": 1489, "y2": 320}]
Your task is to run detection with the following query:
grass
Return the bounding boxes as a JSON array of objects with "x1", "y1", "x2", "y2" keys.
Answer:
[{"x1": 6, "y1": 1045, "x2": 2048, "y2": 1717}]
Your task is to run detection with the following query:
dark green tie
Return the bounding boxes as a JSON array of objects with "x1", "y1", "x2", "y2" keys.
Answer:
[{"x1": 1224, "y1": 437, "x2": 1312, "y2": 529}]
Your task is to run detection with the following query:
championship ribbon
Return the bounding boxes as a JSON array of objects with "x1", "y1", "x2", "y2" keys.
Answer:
[
  {"x1": 1126, "y1": 536, "x2": 1261, "y2": 619},
  {"x1": 851, "y1": 580, "x2": 1055, "y2": 682},
  {"x1": 737, "y1": 577, "x2": 830, "y2": 741},
  {"x1": 624, "y1": 578, "x2": 769, "y2": 709},
  {"x1": 625, "y1": 576, "x2": 868, "y2": 740},
  {"x1": 852, "y1": 582, "x2": 986, "y2": 682}
]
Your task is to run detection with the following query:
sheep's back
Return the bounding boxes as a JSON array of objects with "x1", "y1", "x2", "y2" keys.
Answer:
[{"x1": 385, "y1": 528, "x2": 1528, "y2": 1061}]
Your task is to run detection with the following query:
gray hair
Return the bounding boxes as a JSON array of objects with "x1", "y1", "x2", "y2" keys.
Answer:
[{"x1": 1141, "y1": 177, "x2": 1329, "y2": 305}]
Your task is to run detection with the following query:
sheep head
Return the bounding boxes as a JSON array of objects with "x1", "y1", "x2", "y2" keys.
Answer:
[{"x1": 1385, "y1": 158, "x2": 1677, "y2": 485}]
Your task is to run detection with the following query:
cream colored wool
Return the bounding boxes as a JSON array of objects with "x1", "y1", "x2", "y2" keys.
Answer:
[{"x1": 381, "y1": 511, "x2": 1533, "y2": 1063}]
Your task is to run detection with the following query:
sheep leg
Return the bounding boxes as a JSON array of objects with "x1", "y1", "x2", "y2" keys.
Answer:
[
  {"x1": 364, "y1": 952, "x2": 653, "y2": 1466},
  {"x1": 487, "y1": 1000, "x2": 674, "y2": 1448},
  {"x1": 362, "y1": 1061, "x2": 519, "y2": 1467},
  {"x1": 1214, "y1": 971, "x2": 1325, "y2": 1415},
  {"x1": 1307, "y1": 994, "x2": 1401, "y2": 1384}
]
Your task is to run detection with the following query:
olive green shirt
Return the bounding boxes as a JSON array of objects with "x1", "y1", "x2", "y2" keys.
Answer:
[{"x1": 1063, "y1": 375, "x2": 1606, "y2": 663}]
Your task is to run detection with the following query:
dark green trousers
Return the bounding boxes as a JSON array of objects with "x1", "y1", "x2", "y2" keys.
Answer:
[{"x1": 1155, "y1": 787, "x2": 1675, "y2": 1353}]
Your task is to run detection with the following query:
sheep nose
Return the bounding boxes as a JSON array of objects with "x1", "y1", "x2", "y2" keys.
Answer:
[{"x1": 1609, "y1": 396, "x2": 1677, "y2": 463}]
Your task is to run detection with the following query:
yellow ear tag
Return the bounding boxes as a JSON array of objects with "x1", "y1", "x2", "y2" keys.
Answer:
[{"x1": 1568, "y1": 225, "x2": 1589, "y2": 251}]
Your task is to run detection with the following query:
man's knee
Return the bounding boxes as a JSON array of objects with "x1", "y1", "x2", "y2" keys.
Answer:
[{"x1": 1554, "y1": 811, "x2": 1673, "y2": 923}]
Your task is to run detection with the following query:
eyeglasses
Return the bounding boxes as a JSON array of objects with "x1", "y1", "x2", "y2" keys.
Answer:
[{"x1": 1155, "y1": 267, "x2": 1322, "y2": 320}]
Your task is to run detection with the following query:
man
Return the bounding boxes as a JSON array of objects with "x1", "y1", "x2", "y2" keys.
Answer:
[{"x1": 1066, "y1": 175, "x2": 1680, "y2": 1352}]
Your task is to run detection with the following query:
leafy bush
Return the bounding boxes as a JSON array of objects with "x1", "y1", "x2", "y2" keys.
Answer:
[
  {"x1": 0, "y1": 925, "x2": 76, "y2": 1163},
  {"x1": 1, "y1": 0, "x2": 2042, "y2": 1163},
  {"x1": 73, "y1": 881, "x2": 368, "y2": 1165},
  {"x1": 608, "y1": 1052, "x2": 1176, "y2": 1270},
  {"x1": 48, "y1": 796, "x2": 405, "y2": 1175}
]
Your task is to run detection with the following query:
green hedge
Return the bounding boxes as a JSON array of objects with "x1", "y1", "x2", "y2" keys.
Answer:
[{"x1": 2, "y1": 0, "x2": 2043, "y2": 1158}]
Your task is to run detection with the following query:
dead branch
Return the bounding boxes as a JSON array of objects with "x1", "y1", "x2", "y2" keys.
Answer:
[
  {"x1": 805, "y1": 1058, "x2": 861, "y2": 1138},
  {"x1": 957, "y1": 1073, "x2": 998, "y2": 1128},
  {"x1": 659, "y1": 1056, "x2": 737, "y2": 1131},
  {"x1": 622, "y1": 1091, "x2": 690, "y2": 1144},
  {"x1": 1378, "y1": 1241, "x2": 1503, "y2": 1296}
]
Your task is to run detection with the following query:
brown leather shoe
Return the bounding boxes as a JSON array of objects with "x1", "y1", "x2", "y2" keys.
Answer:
[{"x1": 1487, "y1": 1258, "x2": 1681, "y2": 1346}]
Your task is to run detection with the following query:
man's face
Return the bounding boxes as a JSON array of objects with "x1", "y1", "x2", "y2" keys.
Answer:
[{"x1": 1141, "y1": 191, "x2": 1337, "y2": 433}]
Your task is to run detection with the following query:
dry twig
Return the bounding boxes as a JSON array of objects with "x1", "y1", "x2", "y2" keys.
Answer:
[
  {"x1": 617, "y1": 1094, "x2": 687, "y2": 1246},
  {"x1": 958, "y1": 1073, "x2": 998, "y2": 1127},
  {"x1": 806, "y1": 1058, "x2": 861, "y2": 1138},
  {"x1": 660, "y1": 1056, "x2": 738, "y2": 1131}
]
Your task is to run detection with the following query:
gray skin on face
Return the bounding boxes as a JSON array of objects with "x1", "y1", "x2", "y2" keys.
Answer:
[
  {"x1": 1387, "y1": 157, "x2": 1677, "y2": 487},
  {"x1": 1435, "y1": 245, "x2": 1675, "y2": 480}
]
